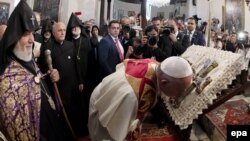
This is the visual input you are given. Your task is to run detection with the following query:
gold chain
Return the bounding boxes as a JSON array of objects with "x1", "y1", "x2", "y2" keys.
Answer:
[
  {"x1": 11, "y1": 57, "x2": 56, "y2": 110},
  {"x1": 40, "y1": 80, "x2": 56, "y2": 110},
  {"x1": 76, "y1": 37, "x2": 82, "y2": 60}
]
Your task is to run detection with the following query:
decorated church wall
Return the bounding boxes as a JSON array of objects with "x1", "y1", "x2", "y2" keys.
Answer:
[
  {"x1": 244, "y1": 4, "x2": 250, "y2": 32},
  {"x1": 113, "y1": 0, "x2": 141, "y2": 20},
  {"x1": 0, "y1": 0, "x2": 15, "y2": 24},
  {"x1": 3, "y1": 0, "x2": 100, "y2": 26},
  {"x1": 1, "y1": 0, "x2": 250, "y2": 33}
]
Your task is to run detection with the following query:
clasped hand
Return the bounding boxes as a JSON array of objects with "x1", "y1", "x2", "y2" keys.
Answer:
[{"x1": 48, "y1": 69, "x2": 60, "y2": 83}]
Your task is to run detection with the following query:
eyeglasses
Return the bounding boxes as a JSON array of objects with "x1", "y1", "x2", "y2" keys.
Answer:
[{"x1": 188, "y1": 22, "x2": 194, "y2": 25}]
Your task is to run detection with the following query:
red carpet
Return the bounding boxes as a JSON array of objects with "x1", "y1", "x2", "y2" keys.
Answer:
[
  {"x1": 206, "y1": 99, "x2": 250, "y2": 138},
  {"x1": 79, "y1": 123, "x2": 179, "y2": 141}
]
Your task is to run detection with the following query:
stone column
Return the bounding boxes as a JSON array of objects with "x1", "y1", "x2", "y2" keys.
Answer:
[
  {"x1": 107, "y1": 0, "x2": 111, "y2": 20},
  {"x1": 140, "y1": 0, "x2": 147, "y2": 29},
  {"x1": 100, "y1": 0, "x2": 105, "y2": 26}
]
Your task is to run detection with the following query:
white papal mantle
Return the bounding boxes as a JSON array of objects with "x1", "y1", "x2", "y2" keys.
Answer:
[{"x1": 162, "y1": 45, "x2": 246, "y2": 130}]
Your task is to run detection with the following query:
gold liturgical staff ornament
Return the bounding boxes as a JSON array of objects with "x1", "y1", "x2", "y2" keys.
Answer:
[
  {"x1": 162, "y1": 45, "x2": 245, "y2": 130},
  {"x1": 169, "y1": 59, "x2": 218, "y2": 109},
  {"x1": 34, "y1": 73, "x2": 42, "y2": 84},
  {"x1": 48, "y1": 96, "x2": 56, "y2": 110}
]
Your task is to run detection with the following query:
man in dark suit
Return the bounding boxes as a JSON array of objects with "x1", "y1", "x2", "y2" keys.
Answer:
[
  {"x1": 149, "y1": 19, "x2": 191, "y2": 128},
  {"x1": 185, "y1": 17, "x2": 206, "y2": 46},
  {"x1": 224, "y1": 34, "x2": 238, "y2": 53},
  {"x1": 98, "y1": 20, "x2": 124, "y2": 80},
  {"x1": 165, "y1": 18, "x2": 190, "y2": 56}
]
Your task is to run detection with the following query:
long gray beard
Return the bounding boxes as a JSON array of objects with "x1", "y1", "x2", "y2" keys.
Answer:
[{"x1": 13, "y1": 45, "x2": 32, "y2": 62}]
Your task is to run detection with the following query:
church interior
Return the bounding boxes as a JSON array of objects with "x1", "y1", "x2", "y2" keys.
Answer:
[{"x1": 1, "y1": 0, "x2": 250, "y2": 141}]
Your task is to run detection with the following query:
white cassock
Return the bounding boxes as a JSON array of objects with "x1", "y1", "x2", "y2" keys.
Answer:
[
  {"x1": 88, "y1": 57, "x2": 192, "y2": 141},
  {"x1": 88, "y1": 63, "x2": 138, "y2": 141}
]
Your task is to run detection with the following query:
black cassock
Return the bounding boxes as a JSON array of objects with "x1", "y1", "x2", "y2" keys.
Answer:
[
  {"x1": 41, "y1": 39, "x2": 85, "y2": 138},
  {"x1": 71, "y1": 36, "x2": 91, "y2": 136},
  {"x1": 71, "y1": 36, "x2": 91, "y2": 85},
  {"x1": 40, "y1": 79, "x2": 72, "y2": 141}
]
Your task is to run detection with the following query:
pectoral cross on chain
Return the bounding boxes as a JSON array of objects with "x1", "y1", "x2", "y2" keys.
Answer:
[{"x1": 30, "y1": 15, "x2": 35, "y2": 26}]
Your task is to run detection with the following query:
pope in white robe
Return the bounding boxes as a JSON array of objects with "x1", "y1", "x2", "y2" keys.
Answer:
[{"x1": 88, "y1": 57, "x2": 193, "y2": 141}]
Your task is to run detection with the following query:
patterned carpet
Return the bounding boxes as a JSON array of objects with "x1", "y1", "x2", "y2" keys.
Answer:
[
  {"x1": 80, "y1": 123, "x2": 179, "y2": 141},
  {"x1": 206, "y1": 99, "x2": 250, "y2": 138},
  {"x1": 141, "y1": 123, "x2": 179, "y2": 141}
]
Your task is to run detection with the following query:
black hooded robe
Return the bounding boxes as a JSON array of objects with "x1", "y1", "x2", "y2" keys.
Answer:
[
  {"x1": 40, "y1": 39, "x2": 83, "y2": 138},
  {"x1": 65, "y1": 13, "x2": 92, "y2": 136}
]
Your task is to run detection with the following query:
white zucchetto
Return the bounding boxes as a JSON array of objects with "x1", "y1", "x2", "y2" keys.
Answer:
[{"x1": 160, "y1": 56, "x2": 193, "y2": 78}]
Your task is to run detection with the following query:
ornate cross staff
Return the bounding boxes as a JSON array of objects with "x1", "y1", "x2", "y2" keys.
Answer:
[
  {"x1": 30, "y1": 15, "x2": 35, "y2": 26},
  {"x1": 169, "y1": 59, "x2": 218, "y2": 108}
]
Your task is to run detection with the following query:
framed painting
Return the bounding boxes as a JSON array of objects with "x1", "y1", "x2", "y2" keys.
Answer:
[
  {"x1": 118, "y1": 9, "x2": 124, "y2": 20},
  {"x1": 169, "y1": 12, "x2": 174, "y2": 18},
  {"x1": 0, "y1": 2, "x2": 10, "y2": 24},
  {"x1": 225, "y1": 0, "x2": 244, "y2": 34},
  {"x1": 157, "y1": 12, "x2": 164, "y2": 20},
  {"x1": 128, "y1": 11, "x2": 136, "y2": 17},
  {"x1": 33, "y1": 0, "x2": 60, "y2": 22},
  {"x1": 113, "y1": 9, "x2": 118, "y2": 19}
]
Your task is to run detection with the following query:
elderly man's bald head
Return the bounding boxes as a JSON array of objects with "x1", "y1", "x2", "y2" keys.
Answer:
[
  {"x1": 52, "y1": 22, "x2": 66, "y2": 43},
  {"x1": 120, "y1": 16, "x2": 130, "y2": 26},
  {"x1": 0, "y1": 25, "x2": 7, "y2": 40}
]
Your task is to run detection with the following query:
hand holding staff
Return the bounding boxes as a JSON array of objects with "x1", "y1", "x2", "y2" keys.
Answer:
[{"x1": 45, "y1": 49, "x2": 76, "y2": 139}]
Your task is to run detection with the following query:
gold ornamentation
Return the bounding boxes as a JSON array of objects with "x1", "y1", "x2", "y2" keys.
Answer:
[
  {"x1": 0, "y1": 61, "x2": 41, "y2": 141},
  {"x1": 34, "y1": 73, "x2": 41, "y2": 84},
  {"x1": 168, "y1": 59, "x2": 218, "y2": 108},
  {"x1": 40, "y1": 81, "x2": 56, "y2": 110},
  {"x1": 139, "y1": 87, "x2": 155, "y2": 113},
  {"x1": 48, "y1": 95, "x2": 56, "y2": 110},
  {"x1": 164, "y1": 45, "x2": 246, "y2": 130},
  {"x1": 200, "y1": 61, "x2": 218, "y2": 78},
  {"x1": 196, "y1": 77, "x2": 212, "y2": 94},
  {"x1": 11, "y1": 57, "x2": 56, "y2": 110},
  {"x1": 169, "y1": 97, "x2": 180, "y2": 109}
]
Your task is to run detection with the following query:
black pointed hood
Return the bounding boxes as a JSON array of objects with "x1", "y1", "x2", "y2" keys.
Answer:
[
  {"x1": 66, "y1": 13, "x2": 83, "y2": 40},
  {"x1": 0, "y1": 0, "x2": 39, "y2": 75},
  {"x1": 41, "y1": 19, "x2": 53, "y2": 35}
]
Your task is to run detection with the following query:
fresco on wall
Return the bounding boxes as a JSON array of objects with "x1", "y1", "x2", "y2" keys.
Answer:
[
  {"x1": 128, "y1": 11, "x2": 136, "y2": 17},
  {"x1": 118, "y1": 9, "x2": 124, "y2": 19},
  {"x1": 33, "y1": 0, "x2": 60, "y2": 22},
  {"x1": 225, "y1": 0, "x2": 244, "y2": 34},
  {"x1": 157, "y1": 12, "x2": 164, "y2": 20},
  {"x1": 0, "y1": 2, "x2": 10, "y2": 24}
]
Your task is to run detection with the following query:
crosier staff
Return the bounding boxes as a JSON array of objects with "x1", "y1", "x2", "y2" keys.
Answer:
[{"x1": 45, "y1": 49, "x2": 76, "y2": 139}]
